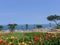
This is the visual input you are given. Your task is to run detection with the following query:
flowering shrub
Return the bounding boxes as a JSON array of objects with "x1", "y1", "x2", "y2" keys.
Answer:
[{"x1": 0, "y1": 32, "x2": 60, "y2": 45}]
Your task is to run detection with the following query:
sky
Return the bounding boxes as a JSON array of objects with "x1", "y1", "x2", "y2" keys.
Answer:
[{"x1": 0, "y1": 0, "x2": 60, "y2": 25}]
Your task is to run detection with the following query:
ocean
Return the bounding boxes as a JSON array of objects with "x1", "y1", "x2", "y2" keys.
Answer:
[{"x1": 3, "y1": 24, "x2": 56, "y2": 30}]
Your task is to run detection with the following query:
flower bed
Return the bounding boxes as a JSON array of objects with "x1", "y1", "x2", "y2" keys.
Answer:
[{"x1": 0, "y1": 32, "x2": 60, "y2": 45}]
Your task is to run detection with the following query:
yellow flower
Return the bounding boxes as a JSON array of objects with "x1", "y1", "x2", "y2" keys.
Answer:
[
  {"x1": 6, "y1": 38, "x2": 8, "y2": 39},
  {"x1": 22, "y1": 42, "x2": 27, "y2": 45},
  {"x1": 24, "y1": 43, "x2": 27, "y2": 45},
  {"x1": 9, "y1": 42, "x2": 14, "y2": 45},
  {"x1": 28, "y1": 41, "x2": 31, "y2": 43},
  {"x1": 53, "y1": 33, "x2": 56, "y2": 36},
  {"x1": 11, "y1": 36, "x2": 15, "y2": 39},
  {"x1": 22, "y1": 42, "x2": 25, "y2": 44}
]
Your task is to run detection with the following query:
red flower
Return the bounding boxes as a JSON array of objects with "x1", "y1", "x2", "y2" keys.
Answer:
[
  {"x1": 0, "y1": 39, "x2": 3, "y2": 44},
  {"x1": 40, "y1": 42, "x2": 43, "y2": 45},
  {"x1": 34, "y1": 36, "x2": 40, "y2": 42},
  {"x1": 44, "y1": 36, "x2": 49, "y2": 40},
  {"x1": 5, "y1": 43, "x2": 8, "y2": 45}
]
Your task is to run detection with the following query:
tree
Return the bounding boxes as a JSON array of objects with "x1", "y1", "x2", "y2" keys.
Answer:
[
  {"x1": 25, "y1": 24, "x2": 28, "y2": 30},
  {"x1": 49, "y1": 23, "x2": 51, "y2": 27},
  {"x1": 56, "y1": 15, "x2": 60, "y2": 20},
  {"x1": 36, "y1": 24, "x2": 42, "y2": 29},
  {"x1": 47, "y1": 14, "x2": 60, "y2": 25},
  {"x1": 0, "y1": 25, "x2": 3, "y2": 31},
  {"x1": 54, "y1": 25, "x2": 60, "y2": 29},
  {"x1": 8, "y1": 24, "x2": 17, "y2": 32}
]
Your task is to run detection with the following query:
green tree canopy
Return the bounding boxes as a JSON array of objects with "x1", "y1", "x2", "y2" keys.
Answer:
[
  {"x1": 36, "y1": 24, "x2": 42, "y2": 29},
  {"x1": 8, "y1": 24, "x2": 17, "y2": 32},
  {"x1": 0, "y1": 25, "x2": 3, "y2": 31},
  {"x1": 47, "y1": 14, "x2": 60, "y2": 25},
  {"x1": 25, "y1": 24, "x2": 28, "y2": 30}
]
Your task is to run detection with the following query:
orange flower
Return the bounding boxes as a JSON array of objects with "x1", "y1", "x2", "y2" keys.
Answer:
[
  {"x1": 50, "y1": 35, "x2": 55, "y2": 38},
  {"x1": 2, "y1": 34, "x2": 7, "y2": 36},
  {"x1": 18, "y1": 43, "x2": 22, "y2": 45}
]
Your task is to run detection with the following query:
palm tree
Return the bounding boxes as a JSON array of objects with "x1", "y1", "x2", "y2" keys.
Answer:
[
  {"x1": 25, "y1": 24, "x2": 28, "y2": 30},
  {"x1": 0, "y1": 25, "x2": 3, "y2": 31},
  {"x1": 36, "y1": 24, "x2": 42, "y2": 29},
  {"x1": 8, "y1": 24, "x2": 17, "y2": 32}
]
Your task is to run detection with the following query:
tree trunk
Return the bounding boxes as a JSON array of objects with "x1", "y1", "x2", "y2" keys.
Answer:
[{"x1": 54, "y1": 20, "x2": 58, "y2": 26}]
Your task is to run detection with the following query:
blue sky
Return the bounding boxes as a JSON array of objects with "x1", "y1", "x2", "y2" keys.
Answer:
[{"x1": 0, "y1": 0, "x2": 60, "y2": 25}]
